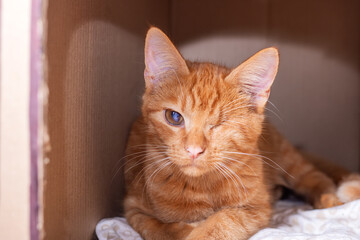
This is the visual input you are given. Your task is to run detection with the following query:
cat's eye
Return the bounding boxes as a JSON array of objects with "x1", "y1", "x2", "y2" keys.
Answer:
[{"x1": 165, "y1": 109, "x2": 184, "y2": 126}]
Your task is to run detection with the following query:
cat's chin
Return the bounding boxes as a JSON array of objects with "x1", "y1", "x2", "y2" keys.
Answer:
[{"x1": 181, "y1": 165, "x2": 208, "y2": 177}]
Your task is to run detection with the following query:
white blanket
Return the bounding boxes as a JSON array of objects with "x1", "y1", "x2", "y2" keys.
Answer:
[{"x1": 96, "y1": 199, "x2": 360, "y2": 240}]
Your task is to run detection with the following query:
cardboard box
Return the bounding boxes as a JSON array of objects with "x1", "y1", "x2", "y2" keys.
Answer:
[{"x1": 0, "y1": 0, "x2": 359, "y2": 239}]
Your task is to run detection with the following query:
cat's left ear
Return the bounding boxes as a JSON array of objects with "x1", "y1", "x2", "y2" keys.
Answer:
[
  {"x1": 144, "y1": 27, "x2": 189, "y2": 88},
  {"x1": 225, "y1": 47, "x2": 279, "y2": 108}
]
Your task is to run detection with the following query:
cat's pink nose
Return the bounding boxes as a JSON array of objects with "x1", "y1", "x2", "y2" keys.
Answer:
[{"x1": 186, "y1": 145, "x2": 205, "y2": 159}]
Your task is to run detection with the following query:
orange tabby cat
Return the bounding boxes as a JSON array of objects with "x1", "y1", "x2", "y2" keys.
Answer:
[{"x1": 123, "y1": 27, "x2": 360, "y2": 240}]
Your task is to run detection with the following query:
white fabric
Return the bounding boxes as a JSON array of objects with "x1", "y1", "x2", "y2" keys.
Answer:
[
  {"x1": 96, "y1": 199, "x2": 360, "y2": 240},
  {"x1": 251, "y1": 200, "x2": 360, "y2": 240}
]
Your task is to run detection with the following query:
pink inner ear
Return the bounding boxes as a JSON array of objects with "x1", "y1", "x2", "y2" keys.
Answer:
[
  {"x1": 255, "y1": 60, "x2": 278, "y2": 94},
  {"x1": 146, "y1": 48, "x2": 160, "y2": 77},
  {"x1": 241, "y1": 65, "x2": 276, "y2": 97},
  {"x1": 247, "y1": 50, "x2": 278, "y2": 93}
]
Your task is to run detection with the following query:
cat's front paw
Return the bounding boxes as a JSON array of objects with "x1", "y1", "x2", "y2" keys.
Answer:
[
  {"x1": 187, "y1": 219, "x2": 205, "y2": 228},
  {"x1": 185, "y1": 220, "x2": 212, "y2": 240},
  {"x1": 184, "y1": 211, "x2": 246, "y2": 240},
  {"x1": 315, "y1": 193, "x2": 343, "y2": 209}
]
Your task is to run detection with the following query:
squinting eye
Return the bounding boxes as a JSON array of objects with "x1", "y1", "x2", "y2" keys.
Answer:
[{"x1": 165, "y1": 109, "x2": 184, "y2": 126}]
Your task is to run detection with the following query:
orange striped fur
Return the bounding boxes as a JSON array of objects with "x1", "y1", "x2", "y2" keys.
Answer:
[{"x1": 123, "y1": 27, "x2": 360, "y2": 240}]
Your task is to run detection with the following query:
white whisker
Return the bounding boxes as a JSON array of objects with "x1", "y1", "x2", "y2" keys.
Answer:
[
  {"x1": 125, "y1": 152, "x2": 169, "y2": 174},
  {"x1": 219, "y1": 162, "x2": 248, "y2": 202},
  {"x1": 112, "y1": 147, "x2": 169, "y2": 173},
  {"x1": 212, "y1": 162, "x2": 231, "y2": 186},
  {"x1": 223, "y1": 151, "x2": 294, "y2": 179},
  {"x1": 265, "y1": 107, "x2": 283, "y2": 123},
  {"x1": 112, "y1": 150, "x2": 169, "y2": 176},
  {"x1": 135, "y1": 157, "x2": 172, "y2": 185},
  {"x1": 220, "y1": 155, "x2": 257, "y2": 176},
  {"x1": 142, "y1": 160, "x2": 173, "y2": 198},
  {"x1": 267, "y1": 100, "x2": 280, "y2": 112}
]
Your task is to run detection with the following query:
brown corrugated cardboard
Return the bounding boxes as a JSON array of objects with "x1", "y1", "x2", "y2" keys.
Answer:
[{"x1": 45, "y1": 0, "x2": 169, "y2": 239}]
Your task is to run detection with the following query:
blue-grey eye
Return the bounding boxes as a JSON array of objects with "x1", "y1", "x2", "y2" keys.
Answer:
[{"x1": 165, "y1": 109, "x2": 184, "y2": 126}]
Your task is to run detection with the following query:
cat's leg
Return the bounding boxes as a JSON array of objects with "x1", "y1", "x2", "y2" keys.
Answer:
[
  {"x1": 274, "y1": 142, "x2": 342, "y2": 208},
  {"x1": 261, "y1": 123, "x2": 341, "y2": 208},
  {"x1": 303, "y1": 153, "x2": 360, "y2": 203},
  {"x1": 185, "y1": 204, "x2": 271, "y2": 240},
  {"x1": 124, "y1": 196, "x2": 193, "y2": 240}
]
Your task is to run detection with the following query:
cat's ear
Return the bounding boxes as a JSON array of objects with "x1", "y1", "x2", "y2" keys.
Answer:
[
  {"x1": 225, "y1": 47, "x2": 279, "y2": 107},
  {"x1": 144, "y1": 27, "x2": 189, "y2": 88}
]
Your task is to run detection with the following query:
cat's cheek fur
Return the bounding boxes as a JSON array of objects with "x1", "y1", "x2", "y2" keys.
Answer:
[{"x1": 148, "y1": 118, "x2": 176, "y2": 142}]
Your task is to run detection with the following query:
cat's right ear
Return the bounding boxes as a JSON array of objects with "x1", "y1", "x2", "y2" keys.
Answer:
[
  {"x1": 225, "y1": 47, "x2": 279, "y2": 108},
  {"x1": 144, "y1": 27, "x2": 189, "y2": 88}
]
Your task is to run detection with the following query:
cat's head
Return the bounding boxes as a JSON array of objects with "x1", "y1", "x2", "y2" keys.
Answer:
[{"x1": 141, "y1": 27, "x2": 279, "y2": 177}]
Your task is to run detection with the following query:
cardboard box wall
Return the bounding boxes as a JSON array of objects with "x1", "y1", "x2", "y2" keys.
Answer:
[{"x1": 44, "y1": 0, "x2": 360, "y2": 239}]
